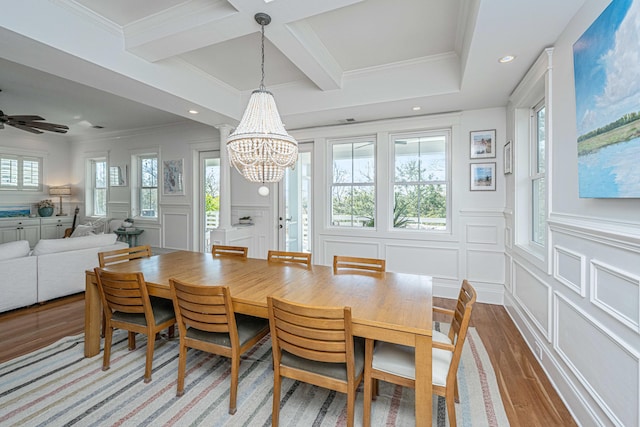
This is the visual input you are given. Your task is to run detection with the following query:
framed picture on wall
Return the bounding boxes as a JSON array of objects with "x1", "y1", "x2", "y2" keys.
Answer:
[
  {"x1": 470, "y1": 162, "x2": 496, "y2": 191},
  {"x1": 163, "y1": 159, "x2": 184, "y2": 195},
  {"x1": 470, "y1": 129, "x2": 496, "y2": 159},
  {"x1": 504, "y1": 141, "x2": 512, "y2": 174}
]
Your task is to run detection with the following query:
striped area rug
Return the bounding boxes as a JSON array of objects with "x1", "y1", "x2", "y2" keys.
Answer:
[{"x1": 0, "y1": 327, "x2": 509, "y2": 426}]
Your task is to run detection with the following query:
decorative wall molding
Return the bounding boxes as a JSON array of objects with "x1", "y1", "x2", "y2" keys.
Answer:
[
  {"x1": 458, "y1": 208, "x2": 506, "y2": 217},
  {"x1": 553, "y1": 292, "x2": 640, "y2": 427},
  {"x1": 549, "y1": 213, "x2": 640, "y2": 252},
  {"x1": 590, "y1": 260, "x2": 640, "y2": 333},
  {"x1": 513, "y1": 259, "x2": 552, "y2": 341},
  {"x1": 553, "y1": 245, "x2": 586, "y2": 297},
  {"x1": 466, "y1": 224, "x2": 498, "y2": 244}
]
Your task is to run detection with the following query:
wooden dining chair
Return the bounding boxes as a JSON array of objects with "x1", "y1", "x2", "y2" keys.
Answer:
[
  {"x1": 333, "y1": 255, "x2": 385, "y2": 273},
  {"x1": 363, "y1": 280, "x2": 477, "y2": 427},
  {"x1": 98, "y1": 245, "x2": 153, "y2": 339},
  {"x1": 212, "y1": 244, "x2": 248, "y2": 258},
  {"x1": 169, "y1": 278, "x2": 269, "y2": 414},
  {"x1": 267, "y1": 250, "x2": 311, "y2": 267},
  {"x1": 94, "y1": 267, "x2": 176, "y2": 383},
  {"x1": 267, "y1": 296, "x2": 364, "y2": 427}
]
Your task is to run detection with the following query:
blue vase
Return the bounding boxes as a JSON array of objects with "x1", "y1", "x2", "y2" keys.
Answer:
[{"x1": 38, "y1": 207, "x2": 54, "y2": 217}]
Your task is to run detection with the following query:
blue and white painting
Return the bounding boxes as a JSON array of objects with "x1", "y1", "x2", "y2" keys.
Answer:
[
  {"x1": 574, "y1": 0, "x2": 640, "y2": 198},
  {"x1": 0, "y1": 206, "x2": 31, "y2": 218}
]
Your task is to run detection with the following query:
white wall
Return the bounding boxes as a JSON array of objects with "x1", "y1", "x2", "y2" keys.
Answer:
[{"x1": 505, "y1": 1, "x2": 640, "y2": 426}]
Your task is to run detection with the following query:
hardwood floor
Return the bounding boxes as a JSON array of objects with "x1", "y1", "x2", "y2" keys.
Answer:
[{"x1": 0, "y1": 294, "x2": 576, "y2": 426}]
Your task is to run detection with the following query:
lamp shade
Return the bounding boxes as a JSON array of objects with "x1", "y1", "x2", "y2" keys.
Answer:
[
  {"x1": 49, "y1": 186, "x2": 71, "y2": 196},
  {"x1": 226, "y1": 89, "x2": 298, "y2": 183}
]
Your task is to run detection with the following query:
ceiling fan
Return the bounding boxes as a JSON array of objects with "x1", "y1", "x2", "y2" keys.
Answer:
[{"x1": 0, "y1": 90, "x2": 69, "y2": 134}]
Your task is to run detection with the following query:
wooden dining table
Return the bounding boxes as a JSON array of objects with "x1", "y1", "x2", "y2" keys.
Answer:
[{"x1": 84, "y1": 250, "x2": 433, "y2": 426}]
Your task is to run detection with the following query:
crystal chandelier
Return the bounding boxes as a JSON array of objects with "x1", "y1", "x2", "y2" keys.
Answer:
[{"x1": 227, "y1": 13, "x2": 298, "y2": 187}]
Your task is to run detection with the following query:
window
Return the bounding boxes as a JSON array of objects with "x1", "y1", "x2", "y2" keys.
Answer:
[
  {"x1": 330, "y1": 137, "x2": 375, "y2": 227},
  {"x1": 139, "y1": 155, "x2": 158, "y2": 218},
  {"x1": 0, "y1": 154, "x2": 43, "y2": 191},
  {"x1": 531, "y1": 101, "x2": 546, "y2": 245},
  {"x1": 393, "y1": 131, "x2": 449, "y2": 231},
  {"x1": 87, "y1": 159, "x2": 107, "y2": 216}
]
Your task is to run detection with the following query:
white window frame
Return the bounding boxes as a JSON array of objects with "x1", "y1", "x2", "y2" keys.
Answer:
[
  {"x1": 530, "y1": 100, "x2": 546, "y2": 247},
  {"x1": 131, "y1": 151, "x2": 159, "y2": 220},
  {"x1": 84, "y1": 156, "x2": 107, "y2": 217},
  {"x1": 328, "y1": 136, "x2": 377, "y2": 228},
  {"x1": 511, "y1": 48, "x2": 553, "y2": 274},
  {"x1": 0, "y1": 153, "x2": 44, "y2": 192},
  {"x1": 390, "y1": 129, "x2": 451, "y2": 233}
]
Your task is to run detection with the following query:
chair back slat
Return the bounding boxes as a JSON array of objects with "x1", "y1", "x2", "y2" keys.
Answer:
[
  {"x1": 445, "y1": 280, "x2": 477, "y2": 383},
  {"x1": 267, "y1": 250, "x2": 312, "y2": 266},
  {"x1": 333, "y1": 255, "x2": 385, "y2": 273},
  {"x1": 212, "y1": 245, "x2": 248, "y2": 258},
  {"x1": 95, "y1": 269, "x2": 148, "y2": 315},
  {"x1": 98, "y1": 245, "x2": 152, "y2": 267},
  {"x1": 170, "y1": 279, "x2": 236, "y2": 337},
  {"x1": 269, "y1": 296, "x2": 352, "y2": 364}
]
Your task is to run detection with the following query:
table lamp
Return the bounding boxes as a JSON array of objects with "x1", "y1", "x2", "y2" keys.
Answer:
[{"x1": 49, "y1": 186, "x2": 72, "y2": 216}]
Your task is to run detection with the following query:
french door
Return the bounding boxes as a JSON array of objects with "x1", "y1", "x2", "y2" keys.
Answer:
[
  {"x1": 278, "y1": 143, "x2": 312, "y2": 252},
  {"x1": 199, "y1": 150, "x2": 220, "y2": 253}
]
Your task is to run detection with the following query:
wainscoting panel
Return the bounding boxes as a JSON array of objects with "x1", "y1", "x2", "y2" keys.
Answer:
[
  {"x1": 590, "y1": 260, "x2": 640, "y2": 333},
  {"x1": 466, "y1": 249, "x2": 504, "y2": 283},
  {"x1": 513, "y1": 260, "x2": 552, "y2": 341},
  {"x1": 554, "y1": 293, "x2": 639, "y2": 427},
  {"x1": 553, "y1": 245, "x2": 586, "y2": 297},
  {"x1": 161, "y1": 211, "x2": 190, "y2": 250},
  {"x1": 466, "y1": 224, "x2": 498, "y2": 244},
  {"x1": 386, "y1": 244, "x2": 458, "y2": 279},
  {"x1": 321, "y1": 239, "x2": 382, "y2": 264}
]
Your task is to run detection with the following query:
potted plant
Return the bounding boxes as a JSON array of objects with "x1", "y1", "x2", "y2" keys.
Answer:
[{"x1": 37, "y1": 199, "x2": 55, "y2": 217}]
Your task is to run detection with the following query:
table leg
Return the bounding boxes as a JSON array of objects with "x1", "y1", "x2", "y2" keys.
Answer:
[
  {"x1": 84, "y1": 272, "x2": 102, "y2": 357},
  {"x1": 415, "y1": 334, "x2": 432, "y2": 427}
]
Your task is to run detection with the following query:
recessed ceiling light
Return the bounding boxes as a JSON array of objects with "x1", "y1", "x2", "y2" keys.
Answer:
[
  {"x1": 188, "y1": 109, "x2": 199, "y2": 114},
  {"x1": 499, "y1": 55, "x2": 515, "y2": 63},
  {"x1": 412, "y1": 106, "x2": 421, "y2": 111}
]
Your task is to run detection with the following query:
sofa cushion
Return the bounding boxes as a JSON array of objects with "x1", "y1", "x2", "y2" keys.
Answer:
[
  {"x1": 0, "y1": 240, "x2": 31, "y2": 261},
  {"x1": 33, "y1": 233, "x2": 118, "y2": 256}
]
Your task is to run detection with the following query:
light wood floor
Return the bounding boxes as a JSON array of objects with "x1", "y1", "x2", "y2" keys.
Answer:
[{"x1": 0, "y1": 293, "x2": 576, "y2": 426}]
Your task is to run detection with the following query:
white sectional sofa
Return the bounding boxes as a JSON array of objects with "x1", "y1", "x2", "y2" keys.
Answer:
[{"x1": 0, "y1": 234, "x2": 128, "y2": 313}]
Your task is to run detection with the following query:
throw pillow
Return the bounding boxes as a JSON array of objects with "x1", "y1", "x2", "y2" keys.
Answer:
[
  {"x1": 0, "y1": 240, "x2": 31, "y2": 261},
  {"x1": 70, "y1": 224, "x2": 95, "y2": 238}
]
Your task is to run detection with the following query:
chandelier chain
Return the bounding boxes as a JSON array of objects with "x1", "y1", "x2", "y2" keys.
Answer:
[{"x1": 260, "y1": 22, "x2": 266, "y2": 90}]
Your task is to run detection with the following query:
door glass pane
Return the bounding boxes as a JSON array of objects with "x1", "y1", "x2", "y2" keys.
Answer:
[
  {"x1": 204, "y1": 156, "x2": 220, "y2": 251},
  {"x1": 283, "y1": 151, "x2": 311, "y2": 252}
]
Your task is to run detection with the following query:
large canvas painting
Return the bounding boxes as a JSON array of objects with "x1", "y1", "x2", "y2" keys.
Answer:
[{"x1": 574, "y1": 0, "x2": 640, "y2": 198}]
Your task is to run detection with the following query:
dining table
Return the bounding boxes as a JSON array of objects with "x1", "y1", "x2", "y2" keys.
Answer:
[{"x1": 84, "y1": 250, "x2": 433, "y2": 426}]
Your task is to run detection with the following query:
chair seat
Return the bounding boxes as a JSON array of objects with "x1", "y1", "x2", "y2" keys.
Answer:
[
  {"x1": 186, "y1": 314, "x2": 269, "y2": 347},
  {"x1": 372, "y1": 330, "x2": 453, "y2": 387},
  {"x1": 281, "y1": 337, "x2": 365, "y2": 382},
  {"x1": 112, "y1": 297, "x2": 175, "y2": 326}
]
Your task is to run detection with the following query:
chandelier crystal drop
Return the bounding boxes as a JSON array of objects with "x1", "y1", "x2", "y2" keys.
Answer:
[{"x1": 227, "y1": 13, "x2": 298, "y2": 184}]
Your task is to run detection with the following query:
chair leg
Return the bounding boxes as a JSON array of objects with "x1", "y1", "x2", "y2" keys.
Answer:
[
  {"x1": 454, "y1": 377, "x2": 460, "y2": 403},
  {"x1": 346, "y1": 388, "x2": 355, "y2": 427},
  {"x1": 363, "y1": 338, "x2": 374, "y2": 427},
  {"x1": 272, "y1": 369, "x2": 281, "y2": 426},
  {"x1": 102, "y1": 324, "x2": 113, "y2": 371},
  {"x1": 176, "y1": 342, "x2": 187, "y2": 396},
  {"x1": 143, "y1": 333, "x2": 155, "y2": 383},
  {"x1": 446, "y1": 389, "x2": 457, "y2": 427},
  {"x1": 128, "y1": 331, "x2": 136, "y2": 350},
  {"x1": 229, "y1": 354, "x2": 239, "y2": 415},
  {"x1": 101, "y1": 313, "x2": 106, "y2": 338}
]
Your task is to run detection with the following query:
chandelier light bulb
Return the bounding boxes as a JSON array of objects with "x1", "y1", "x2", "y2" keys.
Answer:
[{"x1": 258, "y1": 185, "x2": 270, "y2": 197}]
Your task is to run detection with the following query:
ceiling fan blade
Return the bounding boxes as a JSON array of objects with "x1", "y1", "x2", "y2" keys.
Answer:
[
  {"x1": 8, "y1": 115, "x2": 45, "y2": 121},
  {"x1": 22, "y1": 121, "x2": 69, "y2": 133},
  {"x1": 9, "y1": 123, "x2": 43, "y2": 134}
]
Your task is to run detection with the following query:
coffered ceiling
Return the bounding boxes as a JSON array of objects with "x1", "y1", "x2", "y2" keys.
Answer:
[{"x1": 0, "y1": 0, "x2": 586, "y2": 139}]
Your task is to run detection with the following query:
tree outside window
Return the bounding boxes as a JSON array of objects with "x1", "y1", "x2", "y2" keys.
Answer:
[{"x1": 140, "y1": 156, "x2": 158, "y2": 218}]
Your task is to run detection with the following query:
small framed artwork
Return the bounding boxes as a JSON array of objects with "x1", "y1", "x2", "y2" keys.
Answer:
[
  {"x1": 163, "y1": 159, "x2": 184, "y2": 195},
  {"x1": 470, "y1": 129, "x2": 496, "y2": 159},
  {"x1": 470, "y1": 162, "x2": 496, "y2": 191},
  {"x1": 503, "y1": 141, "x2": 513, "y2": 174}
]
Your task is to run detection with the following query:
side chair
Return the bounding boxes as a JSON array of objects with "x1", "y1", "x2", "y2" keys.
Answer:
[
  {"x1": 169, "y1": 278, "x2": 269, "y2": 414},
  {"x1": 212, "y1": 244, "x2": 248, "y2": 258},
  {"x1": 268, "y1": 296, "x2": 364, "y2": 427},
  {"x1": 98, "y1": 245, "x2": 153, "y2": 341},
  {"x1": 333, "y1": 255, "x2": 385, "y2": 273},
  {"x1": 267, "y1": 250, "x2": 311, "y2": 267},
  {"x1": 94, "y1": 267, "x2": 176, "y2": 383},
  {"x1": 362, "y1": 280, "x2": 477, "y2": 427}
]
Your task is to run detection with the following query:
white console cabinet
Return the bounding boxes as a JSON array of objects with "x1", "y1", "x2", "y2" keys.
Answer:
[
  {"x1": 0, "y1": 218, "x2": 41, "y2": 247},
  {"x1": 40, "y1": 217, "x2": 74, "y2": 239}
]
